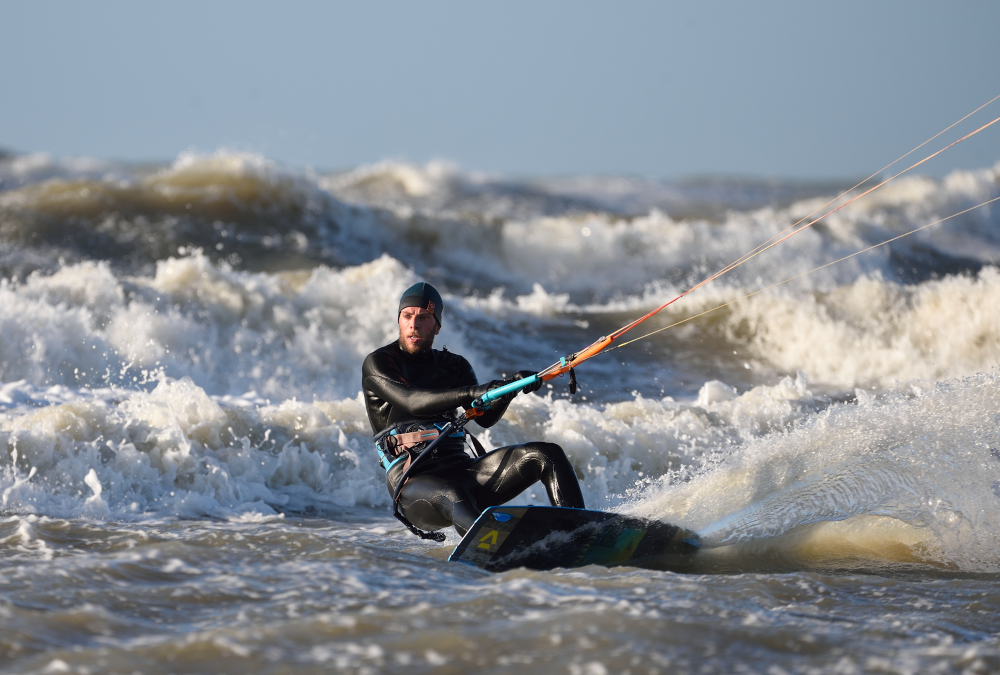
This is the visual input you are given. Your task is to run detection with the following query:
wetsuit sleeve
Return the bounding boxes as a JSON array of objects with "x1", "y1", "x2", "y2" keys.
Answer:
[{"x1": 362, "y1": 351, "x2": 491, "y2": 420}]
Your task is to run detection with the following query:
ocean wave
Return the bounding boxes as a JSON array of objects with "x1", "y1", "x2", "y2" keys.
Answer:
[
  {"x1": 718, "y1": 266, "x2": 1000, "y2": 388},
  {"x1": 2, "y1": 246, "x2": 1000, "y2": 406},
  {"x1": 631, "y1": 371, "x2": 1000, "y2": 572},
  {"x1": 458, "y1": 263, "x2": 1000, "y2": 390},
  {"x1": 2, "y1": 151, "x2": 997, "y2": 300},
  {"x1": 0, "y1": 369, "x2": 821, "y2": 521},
  {"x1": 0, "y1": 151, "x2": 358, "y2": 278},
  {"x1": 0, "y1": 152, "x2": 124, "y2": 192},
  {"x1": 0, "y1": 252, "x2": 428, "y2": 399},
  {"x1": 0, "y1": 377, "x2": 382, "y2": 519},
  {"x1": 320, "y1": 159, "x2": 877, "y2": 221},
  {"x1": 3, "y1": 370, "x2": 998, "y2": 573}
]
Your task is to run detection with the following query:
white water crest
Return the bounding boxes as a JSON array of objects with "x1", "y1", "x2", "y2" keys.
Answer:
[
  {"x1": 631, "y1": 372, "x2": 1000, "y2": 572},
  {"x1": 0, "y1": 368, "x2": 821, "y2": 520}
]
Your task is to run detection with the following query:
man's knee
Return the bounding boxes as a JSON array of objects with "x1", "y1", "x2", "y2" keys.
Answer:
[{"x1": 524, "y1": 441, "x2": 569, "y2": 465}]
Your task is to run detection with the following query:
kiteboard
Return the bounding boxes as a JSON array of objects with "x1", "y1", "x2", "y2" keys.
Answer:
[{"x1": 448, "y1": 506, "x2": 699, "y2": 572}]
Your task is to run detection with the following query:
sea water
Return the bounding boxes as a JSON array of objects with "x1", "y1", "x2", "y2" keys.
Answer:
[{"x1": 1, "y1": 150, "x2": 1000, "y2": 674}]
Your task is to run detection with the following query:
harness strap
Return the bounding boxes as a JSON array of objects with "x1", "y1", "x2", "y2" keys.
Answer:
[
  {"x1": 466, "y1": 431, "x2": 488, "y2": 458},
  {"x1": 374, "y1": 420, "x2": 468, "y2": 472},
  {"x1": 392, "y1": 428, "x2": 444, "y2": 450}
]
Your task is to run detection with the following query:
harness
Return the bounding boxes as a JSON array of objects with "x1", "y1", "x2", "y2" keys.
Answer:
[
  {"x1": 373, "y1": 419, "x2": 489, "y2": 542},
  {"x1": 375, "y1": 421, "x2": 489, "y2": 471},
  {"x1": 376, "y1": 377, "x2": 538, "y2": 542},
  {"x1": 373, "y1": 420, "x2": 470, "y2": 473}
]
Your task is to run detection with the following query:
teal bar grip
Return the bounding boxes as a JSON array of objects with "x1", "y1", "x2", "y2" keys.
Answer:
[{"x1": 475, "y1": 374, "x2": 539, "y2": 407}]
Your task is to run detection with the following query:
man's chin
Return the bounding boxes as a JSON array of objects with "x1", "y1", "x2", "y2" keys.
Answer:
[{"x1": 399, "y1": 338, "x2": 433, "y2": 354}]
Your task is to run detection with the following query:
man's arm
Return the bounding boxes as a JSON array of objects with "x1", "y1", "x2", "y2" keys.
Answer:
[
  {"x1": 362, "y1": 351, "x2": 491, "y2": 421},
  {"x1": 364, "y1": 373, "x2": 489, "y2": 417}
]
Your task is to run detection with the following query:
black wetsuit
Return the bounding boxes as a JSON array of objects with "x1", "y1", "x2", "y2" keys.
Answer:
[{"x1": 362, "y1": 341, "x2": 585, "y2": 534}]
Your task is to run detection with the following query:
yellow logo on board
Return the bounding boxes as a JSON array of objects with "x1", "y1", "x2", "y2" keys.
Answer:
[{"x1": 478, "y1": 530, "x2": 498, "y2": 549}]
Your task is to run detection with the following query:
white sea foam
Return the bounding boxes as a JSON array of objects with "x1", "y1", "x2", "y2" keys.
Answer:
[
  {"x1": 631, "y1": 371, "x2": 1000, "y2": 572},
  {"x1": 0, "y1": 367, "x2": 823, "y2": 520},
  {"x1": 718, "y1": 266, "x2": 1000, "y2": 387},
  {"x1": 0, "y1": 252, "x2": 445, "y2": 399},
  {"x1": 4, "y1": 244, "x2": 1000, "y2": 403},
  {"x1": 322, "y1": 158, "x2": 1000, "y2": 299},
  {"x1": 3, "y1": 366, "x2": 998, "y2": 573},
  {"x1": 0, "y1": 377, "x2": 383, "y2": 518}
]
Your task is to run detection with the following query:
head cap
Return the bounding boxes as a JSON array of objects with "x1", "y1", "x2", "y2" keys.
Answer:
[{"x1": 398, "y1": 282, "x2": 443, "y2": 325}]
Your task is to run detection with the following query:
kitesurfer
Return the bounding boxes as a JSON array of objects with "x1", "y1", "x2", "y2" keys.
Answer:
[{"x1": 361, "y1": 282, "x2": 585, "y2": 535}]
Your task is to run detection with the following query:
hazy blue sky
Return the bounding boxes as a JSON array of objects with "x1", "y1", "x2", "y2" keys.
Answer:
[{"x1": 3, "y1": 1, "x2": 999, "y2": 179}]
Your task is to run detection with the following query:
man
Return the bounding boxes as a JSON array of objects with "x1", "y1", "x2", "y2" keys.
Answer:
[{"x1": 361, "y1": 281, "x2": 585, "y2": 536}]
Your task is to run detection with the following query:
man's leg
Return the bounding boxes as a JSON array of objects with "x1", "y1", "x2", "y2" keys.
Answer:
[
  {"x1": 463, "y1": 442, "x2": 585, "y2": 510},
  {"x1": 397, "y1": 473, "x2": 483, "y2": 535}
]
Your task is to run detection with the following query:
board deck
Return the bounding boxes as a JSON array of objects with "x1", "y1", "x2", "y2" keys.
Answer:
[{"x1": 449, "y1": 506, "x2": 699, "y2": 572}]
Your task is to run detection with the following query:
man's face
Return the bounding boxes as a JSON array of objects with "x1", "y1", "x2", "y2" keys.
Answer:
[{"x1": 398, "y1": 306, "x2": 440, "y2": 354}]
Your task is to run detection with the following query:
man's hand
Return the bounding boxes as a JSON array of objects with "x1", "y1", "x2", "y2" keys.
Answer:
[
  {"x1": 511, "y1": 371, "x2": 543, "y2": 395},
  {"x1": 471, "y1": 371, "x2": 542, "y2": 410}
]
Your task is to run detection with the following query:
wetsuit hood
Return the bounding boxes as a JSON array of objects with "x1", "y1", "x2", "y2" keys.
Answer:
[{"x1": 399, "y1": 282, "x2": 443, "y2": 326}]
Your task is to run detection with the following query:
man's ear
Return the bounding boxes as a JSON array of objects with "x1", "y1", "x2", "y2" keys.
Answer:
[{"x1": 434, "y1": 325, "x2": 441, "y2": 336}]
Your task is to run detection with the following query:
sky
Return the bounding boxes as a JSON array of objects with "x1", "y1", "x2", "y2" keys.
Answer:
[{"x1": 2, "y1": 1, "x2": 999, "y2": 180}]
